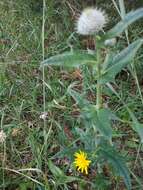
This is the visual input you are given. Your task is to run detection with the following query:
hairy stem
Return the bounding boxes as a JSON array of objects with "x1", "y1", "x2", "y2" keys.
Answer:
[{"x1": 96, "y1": 45, "x2": 102, "y2": 109}]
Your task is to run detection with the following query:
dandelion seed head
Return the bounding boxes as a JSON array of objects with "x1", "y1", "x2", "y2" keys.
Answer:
[{"x1": 76, "y1": 7, "x2": 107, "y2": 35}]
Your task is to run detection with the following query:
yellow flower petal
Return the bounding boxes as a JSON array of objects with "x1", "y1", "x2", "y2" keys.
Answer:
[{"x1": 73, "y1": 150, "x2": 91, "y2": 174}]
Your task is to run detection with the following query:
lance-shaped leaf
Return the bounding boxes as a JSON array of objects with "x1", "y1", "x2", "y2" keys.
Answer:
[
  {"x1": 100, "y1": 39, "x2": 143, "y2": 84},
  {"x1": 68, "y1": 89, "x2": 112, "y2": 140},
  {"x1": 48, "y1": 160, "x2": 80, "y2": 185},
  {"x1": 103, "y1": 8, "x2": 143, "y2": 39},
  {"x1": 127, "y1": 110, "x2": 143, "y2": 143},
  {"x1": 98, "y1": 145, "x2": 131, "y2": 190},
  {"x1": 132, "y1": 121, "x2": 143, "y2": 144},
  {"x1": 68, "y1": 88, "x2": 90, "y2": 107},
  {"x1": 41, "y1": 51, "x2": 96, "y2": 68},
  {"x1": 82, "y1": 107, "x2": 113, "y2": 141},
  {"x1": 93, "y1": 108, "x2": 112, "y2": 141}
]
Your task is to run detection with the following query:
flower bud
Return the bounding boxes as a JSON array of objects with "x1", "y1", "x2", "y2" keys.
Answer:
[{"x1": 104, "y1": 38, "x2": 116, "y2": 47}]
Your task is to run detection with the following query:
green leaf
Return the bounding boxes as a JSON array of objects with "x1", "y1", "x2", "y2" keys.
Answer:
[
  {"x1": 68, "y1": 88, "x2": 90, "y2": 107},
  {"x1": 68, "y1": 89, "x2": 120, "y2": 143},
  {"x1": 132, "y1": 123, "x2": 143, "y2": 143},
  {"x1": 48, "y1": 160, "x2": 64, "y2": 177},
  {"x1": 82, "y1": 107, "x2": 112, "y2": 141},
  {"x1": 98, "y1": 145, "x2": 131, "y2": 190},
  {"x1": 75, "y1": 127, "x2": 99, "y2": 151},
  {"x1": 100, "y1": 39, "x2": 143, "y2": 83},
  {"x1": 119, "y1": 0, "x2": 126, "y2": 19},
  {"x1": 102, "y1": 52, "x2": 114, "y2": 71},
  {"x1": 61, "y1": 176, "x2": 80, "y2": 184},
  {"x1": 128, "y1": 111, "x2": 143, "y2": 143},
  {"x1": 41, "y1": 51, "x2": 96, "y2": 68},
  {"x1": 94, "y1": 108, "x2": 112, "y2": 141},
  {"x1": 68, "y1": 89, "x2": 112, "y2": 140},
  {"x1": 104, "y1": 8, "x2": 143, "y2": 39},
  {"x1": 48, "y1": 160, "x2": 80, "y2": 185}
]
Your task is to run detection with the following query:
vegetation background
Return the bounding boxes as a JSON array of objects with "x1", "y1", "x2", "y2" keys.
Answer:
[{"x1": 0, "y1": 0, "x2": 143, "y2": 189}]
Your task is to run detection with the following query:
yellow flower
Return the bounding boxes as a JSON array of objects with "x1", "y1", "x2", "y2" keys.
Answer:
[{"x1": 74, "y1": 150, "x2": 91, "y2": 174}]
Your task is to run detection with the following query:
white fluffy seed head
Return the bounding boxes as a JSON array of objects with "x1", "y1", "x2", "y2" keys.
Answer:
[{"x1": 76, "y1": 7, "x2": 107, "y2": 35}]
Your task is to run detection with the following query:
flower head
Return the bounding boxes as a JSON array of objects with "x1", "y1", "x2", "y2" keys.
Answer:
[
  {"x1": 76, "y1": 7, "x2": 107, "y2": 35},
  {"x1": 74, "y1": 150, "x2": 91, "y2": 174},
  {"x1": 0, "y1": 130, "x2": 6, "y2": 143}
]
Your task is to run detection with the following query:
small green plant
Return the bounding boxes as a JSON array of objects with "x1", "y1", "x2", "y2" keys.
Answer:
[{"x1": 41, "y1": 7, "x2": 143, "y2": 189}]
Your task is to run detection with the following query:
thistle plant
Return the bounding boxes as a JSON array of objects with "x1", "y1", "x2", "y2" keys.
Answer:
[{"x1": 42, "y1": 7, "x2": 143, "y2": 189}]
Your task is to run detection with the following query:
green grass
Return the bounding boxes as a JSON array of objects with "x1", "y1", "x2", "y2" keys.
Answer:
[{"x1": 0, "y1": 0, "x2": 143, "y2": 189}]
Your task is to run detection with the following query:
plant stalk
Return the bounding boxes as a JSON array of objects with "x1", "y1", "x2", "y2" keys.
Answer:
[{"x1": 96, "y1": 43, "x2": 102, "y2": 109}]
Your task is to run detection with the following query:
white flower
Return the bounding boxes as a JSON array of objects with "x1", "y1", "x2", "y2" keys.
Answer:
[
  {"x1": 76, "y1": 7, "x2": 107, "y2": 35},
  {"x1": 0, "y1": 130, "x2": 6, "y2": 143}
]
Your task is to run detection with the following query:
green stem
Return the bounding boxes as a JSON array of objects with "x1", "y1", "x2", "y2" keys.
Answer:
[{"x1": 96, "y1": 44, "x2": 102, "y2": 109}]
